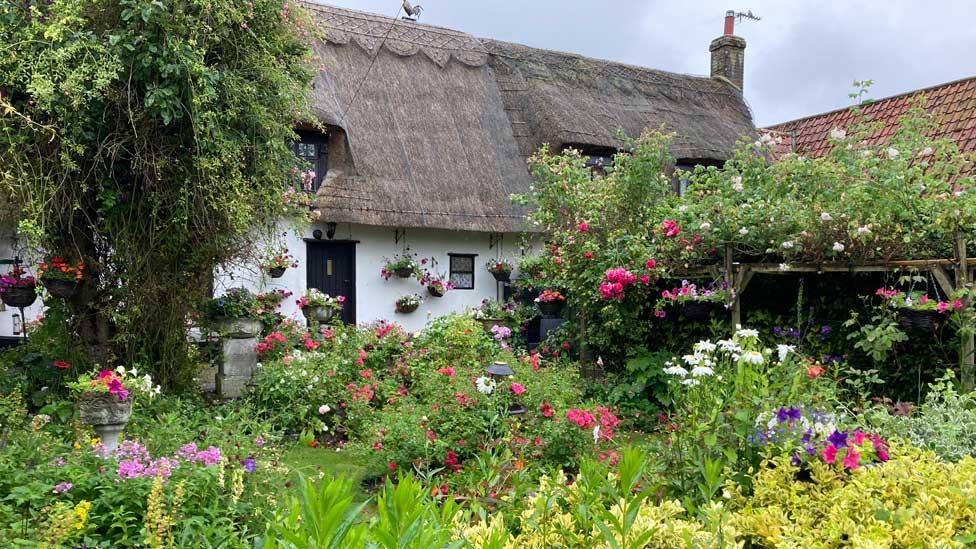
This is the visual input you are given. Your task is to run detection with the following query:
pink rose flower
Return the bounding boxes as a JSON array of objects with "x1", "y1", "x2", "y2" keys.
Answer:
[{"x1": 510, "y1": 383, "x2": 526, "y2": 396}]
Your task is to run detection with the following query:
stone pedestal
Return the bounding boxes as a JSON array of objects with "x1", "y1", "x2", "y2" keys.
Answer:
[
  {"x1": 539, "y1": 318, "x2": 566, "y2": 343},
  {"x1": 216, "y1": 336, "x2": 258, "y2": 399}
]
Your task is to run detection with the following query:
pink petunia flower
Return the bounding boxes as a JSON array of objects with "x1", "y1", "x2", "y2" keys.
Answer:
[
  {"x1": 822, "y1": 444, "x2": 838, "y2": 464},
  {"x1": 842, "y1": 447, "x2": 861, "y2": 469}
]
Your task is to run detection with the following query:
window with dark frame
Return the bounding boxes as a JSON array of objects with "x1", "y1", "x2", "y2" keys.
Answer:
[
  {"x1": 449, "y1": 254, "x2": 477, "y2": 290},
  {"x1": 290, "y1": 130, "x2": 329, "y2": 193}
]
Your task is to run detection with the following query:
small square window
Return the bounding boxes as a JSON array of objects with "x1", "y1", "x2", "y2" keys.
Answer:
[{"x1": 449, "y1": 254, "x2": 476, "y2": 290}]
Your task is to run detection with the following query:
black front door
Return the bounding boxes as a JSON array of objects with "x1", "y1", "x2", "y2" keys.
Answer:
[{"x1": 306, "y1": 241, "x2": 356, "y2": 324}]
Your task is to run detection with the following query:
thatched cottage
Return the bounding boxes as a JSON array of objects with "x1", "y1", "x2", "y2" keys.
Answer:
[{"x1": 1, "y1": 6, "x2": 755, "y2": 341}]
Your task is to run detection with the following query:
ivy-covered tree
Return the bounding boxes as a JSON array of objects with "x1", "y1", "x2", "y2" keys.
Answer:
[{"x1": 0, "y1": 0, "x2": 316, "y2": 385}]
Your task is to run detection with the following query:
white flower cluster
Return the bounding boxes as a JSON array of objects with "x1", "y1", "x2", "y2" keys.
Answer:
[
  {"x1": 664, "y1": 328, "x2": 787, "y2": 388},
  {"x1": 475, "y1": 376, "x2": 495, "y2": 395}
]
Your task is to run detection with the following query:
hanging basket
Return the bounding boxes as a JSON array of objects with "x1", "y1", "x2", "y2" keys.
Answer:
[
  {"x1": 680, "y1": 301, "x2": 717, "y2": 321},
  {"x1": 898, "y1": 309, "x2": 943, "y2": 332},
  {"x1": 42, "y1": 278, "x2": 79, "y2": 299},
  {"x1": 268, "y1": 267, "x2": 286, "y2": 279},
  {"x1": 396, "y1": 302, "x2": 419, "y2": 314},
  {"x1": 303, "y1": 306, "x2": 335, "y2": 324},
  {"x1": 427, "y1": 285, "x2": 445, "y2": 298},
  {"x1": 537, "y1": 300, "x2": 565, "y2": 318},
  {"x1": 491, "y1": 271, "x2": 511, "y2": 283},
  {"x1": 1, "y1": 286, "x2": 38, "y2": 308},
  {"x1": 395, "y1": 267, "x2": 415, "y2": 279}
]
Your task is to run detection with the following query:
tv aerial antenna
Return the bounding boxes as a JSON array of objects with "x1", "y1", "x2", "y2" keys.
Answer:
[{"x1": 733, "y1": 10, "x2": 761, "y2": 24}]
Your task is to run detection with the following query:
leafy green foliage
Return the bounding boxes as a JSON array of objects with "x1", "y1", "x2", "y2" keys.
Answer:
[{"x1": 0, "y1": 0, "x2": 316, "y2": 385}]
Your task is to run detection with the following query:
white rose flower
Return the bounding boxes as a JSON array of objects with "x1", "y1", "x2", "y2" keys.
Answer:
[
  {"x1": 739, "y1": 227, "x2": 749, "y2": 235},
  {"x1": 699, "y1": 221, "x2": 711, "y2": 231},
  {"x1": 886, "y1": 147, "x2": 900, "y2": 159},
  {"x1": 820, "y1": 212, "x2": 833, "y2": 222},
  {"x1": 829, "y1": 128, "x2": 847, "y2": 140},
  {"x1": 857, "y1": 225, "x2": 871, "y2": 235},
  {"x1": 832, "y1": 242, "x2": 845, "y2": 252},
  {"x1": 781, "y1": 241, "x2": 794, "y2": 249},
  {"x1": 319, "y1": 404, "x2": 331, "y2": 415}
]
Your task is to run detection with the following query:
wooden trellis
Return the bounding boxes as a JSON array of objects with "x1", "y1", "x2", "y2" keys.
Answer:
[{"x1": 669, "y1": 238, "x2": 976, "y2": 391}]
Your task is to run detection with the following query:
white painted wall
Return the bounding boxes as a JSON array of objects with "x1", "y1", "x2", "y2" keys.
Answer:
[
  {"x1": 220, "y1": 222, "x2": 536, "y2": 333},
  {"x1": 0, "y1": 232, "x2": 43, "y2": 338}
]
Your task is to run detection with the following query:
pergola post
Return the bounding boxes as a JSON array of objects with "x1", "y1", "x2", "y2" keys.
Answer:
[
  {"x1": 954, "y1": 232, "x2": 974, "y2": 391},
  {"x1": 724, "y1": 244, "x2": 740, "y2": 326}
]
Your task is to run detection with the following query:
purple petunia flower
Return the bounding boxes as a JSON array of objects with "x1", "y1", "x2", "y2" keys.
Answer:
[
  {"x1": 827, "y1": 430, "x2": 848, "y2": 449},
  {"x1": 791, "y1": 454, "x2": 802, "y2": 466},
  {"x1": 786, "y1": 407, "x2": 802, "y2": 422},
  {"x1": 776, "y1": 407, "x2": 789, "y2": 423},
  {"x1": 242, "y1": 457, "x2": 257, "y2": 474}
]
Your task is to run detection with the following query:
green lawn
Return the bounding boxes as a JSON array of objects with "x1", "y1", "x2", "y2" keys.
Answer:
[{"x1": 280, "y1": 444, "x2": 373, "y2": 505}]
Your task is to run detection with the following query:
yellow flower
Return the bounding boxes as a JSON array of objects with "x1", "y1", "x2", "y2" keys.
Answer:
[
  {"x1": 73, "y1": 500, "x2": 92, "y2": 530},
  {"x1": 73, "y1": 441, "x2": 81, "y2": 450},
  {"x1": 90, "y1": 437, "x2": 101, "y2": 447}
]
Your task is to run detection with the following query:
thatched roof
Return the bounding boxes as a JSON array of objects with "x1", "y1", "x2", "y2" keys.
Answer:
[{"x1": 304, "y1": 3, "x2": 755, "y2": 233}]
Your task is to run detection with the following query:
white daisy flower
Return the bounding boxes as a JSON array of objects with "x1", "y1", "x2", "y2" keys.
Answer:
[
  {"x1": 681, "y1": 378, "x2": 700, "y2": 386},
  {"x1": 741, "y1": 351, "x2": 765, "y2": 365},
  {"x1": 776, "y1": 344, "x2": 795, "y2": 362},
  {"x1": 691, "y1": 366, "x2": 714, "y2": 377}
]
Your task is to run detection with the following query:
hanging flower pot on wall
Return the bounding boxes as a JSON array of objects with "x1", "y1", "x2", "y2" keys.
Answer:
[
  {"x1": 268, "y1": 266, "x2": 287, "y2": 279},
  {"x1": 898, "y1": 309, "x2": 943, "y2": 332},
  {"x1": 395, "y1": 294, "x2": 421, "y2": 314},
  {"x1": 42, "y1": 279, "x2": 80, "y2": 299},
  {"x1": 1, "y1": 285, "x2": 37, "y2": 308}
]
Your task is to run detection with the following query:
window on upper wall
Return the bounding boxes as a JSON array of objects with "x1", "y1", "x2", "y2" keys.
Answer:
[
  {"x1": 562, "y1": 144, "x2": 617, "y2": 175},
  {"x1": 290, "y1": 130, "x2": 329, "y2": 192},
  {"x1": 448, "y1": 254, "x2": 477, "y2": 290}
]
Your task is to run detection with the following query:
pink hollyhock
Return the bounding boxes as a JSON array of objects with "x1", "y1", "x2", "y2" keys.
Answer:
[
  {"x1": 842, "y1": 447, "x2": 861, "y2": 469},
  {"x1": 437, "y1": 367, "x2": 456, "y2": 377},
  {"x1": 578, "y1": 221, "x2": 589, "y2": 233},
  {"x1": 822, "y1": 444, "x2": 838, "y2": 464},
  {"x1": 510, "y1": 383, "x2": 526, "y2": 396}
]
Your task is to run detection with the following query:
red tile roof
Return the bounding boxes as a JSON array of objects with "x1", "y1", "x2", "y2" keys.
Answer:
[{"x1": 762, "y1": 76, "x2": 976, "y2": 161}]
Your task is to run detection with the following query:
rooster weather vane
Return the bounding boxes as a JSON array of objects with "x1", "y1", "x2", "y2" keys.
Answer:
[{"x1": 402, "y1": 1, "x2": 423, "y2": 21}]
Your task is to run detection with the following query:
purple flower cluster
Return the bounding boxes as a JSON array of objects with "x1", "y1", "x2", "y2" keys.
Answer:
[
  {"x1": 110, "y1": 441, "x2": 223, "y2": 480},
  {"x1": 53, "y1": 482, "x2": 73, "y2": 494}
]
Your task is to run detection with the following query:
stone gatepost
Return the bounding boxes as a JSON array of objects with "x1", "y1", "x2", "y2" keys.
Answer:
[{"x1": 215, "y1": 319, "x2": 261, "y2": 399}]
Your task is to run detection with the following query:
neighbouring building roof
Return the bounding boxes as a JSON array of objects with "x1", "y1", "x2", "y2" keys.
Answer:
[
  {"x1": 305, "y1": 2, "x2": 756, "y2": 232},
  {"x1": 763, "y1": 76, "x2": 976, "y2": 161}
]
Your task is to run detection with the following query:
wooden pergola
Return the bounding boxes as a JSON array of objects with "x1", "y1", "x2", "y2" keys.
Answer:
[{"x1": 671, "y1": 236, "x2": 975, "y2": 390}]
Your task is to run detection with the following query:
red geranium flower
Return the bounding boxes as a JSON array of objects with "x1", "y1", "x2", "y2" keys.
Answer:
[{"x1": 53, "y1": 360, "x2": 71, "y2": 370}]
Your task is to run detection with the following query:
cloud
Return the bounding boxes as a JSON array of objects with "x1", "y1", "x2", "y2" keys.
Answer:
[{"x1": 312, "y1": 0, "x2": 976, "y2": 126}]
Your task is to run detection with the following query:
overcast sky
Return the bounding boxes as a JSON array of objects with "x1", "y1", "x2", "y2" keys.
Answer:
[{"x1": 312, "y1": 0, "x2": 976, "y2": 127}]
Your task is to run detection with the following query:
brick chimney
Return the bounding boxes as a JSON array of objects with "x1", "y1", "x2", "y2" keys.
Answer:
[{"x1": 710, "y1": 10, "x2": 746, "y2": 91}]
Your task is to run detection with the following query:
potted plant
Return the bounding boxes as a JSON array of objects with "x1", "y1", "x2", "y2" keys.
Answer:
[
  {"x1": 882, "y1": 289, "x2": 954, "y2": 332},
  {"x1": 298, "y1": 288, "x2": 344, "y2": 325},
  {"x1": 472, "y1": 299, "x2": 524, "y2": 332},
  {"x1": 37, "y1": 256, "x2": 84, "y2": 299},
  {"x1": 420, "y1": 269, "x2": 453, "y2": 298},
  {"x1": 261, "y1": 247, "x2": 298, "y2": 279},
  {"x1": 395, "y1": 294, "x2": 422, "y2": 314},
  {"x1": 0, "y1": 266, "x2": 38, "y2": 308},
  {"x1": 68, "y1": 367, "x2": 159, "y2": 452},
  {"x1": 382, "y1": 253, "x2": 419, "y2": 280},
  {"x1": 205, "y1": 288, "x2": 262, "y2": 338},
  {"x1": 486, "y1": 260, "x2": 514, "y2": 282},
  {"x1": 534, "y1": 289, "x2": 566, "y2": 317},
  {"x1": 658, "y1": 280, "x2": 731, "y2": 321}
]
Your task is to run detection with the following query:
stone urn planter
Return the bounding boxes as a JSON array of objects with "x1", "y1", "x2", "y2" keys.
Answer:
[
  {"x1": 303, "y1": 305, "x2": 335, "y2": 325},
  {"x1": 1, "y1": 286, "x2": 38, "y2": 308},
  {"x1": 217, "y1": 317, "x2": 263, "y2": 339},
  {"x1": 268, "y1": 266, "x2": 286, "y2": 279},
  {"x1": 42, "y1": 278, "x2": 80, "y2": 299},
  {"x1": 78, "y1": 392, "x2": 132, "y2": 453}
]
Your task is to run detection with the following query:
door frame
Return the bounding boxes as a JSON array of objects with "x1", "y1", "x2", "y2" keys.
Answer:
[{"x1": 304, "y1": 239, "x2": 358, "y2": 324}]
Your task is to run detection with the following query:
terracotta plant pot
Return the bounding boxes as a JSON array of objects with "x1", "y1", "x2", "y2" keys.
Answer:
[
  {"x1": 898, "y1": 309, "x2": 943, "y2": 332},
  {"x1": 268, "y1": 266, "x2": 286, "y2": 279},
  {"x1": 1, "y1": 286, "x2": 38, "y2": 308},
  {"x1": 427, "y1": 285, "x2": 445, "y2": 298},
  {"x1": 42, "y1": 278, "x2": 79, "y2": 299},
  {"x1": 303, "y1": 305, "x2": 335, "y2": 324},
  {"x1": 396, "y1": 302, "x2": 419, "y2": 314},
  {"x1": 216, "y1": 317, "x2": 263, "y2": 338},
  {"x1": 537, "y1": 300, "x2": 565, "y2": 318},
  {"x1": 395, "y1": 267, "x2": 415, "y2": 279},
  {"x1": 491, "y1": 271, "x2": 511, "y2": 283},
  {"x1": 680, "y1": 301, "x2": 717, "y2": 321},
  {"x1": 78, "y1": 391, "x2": 133, "y2": 453}
]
